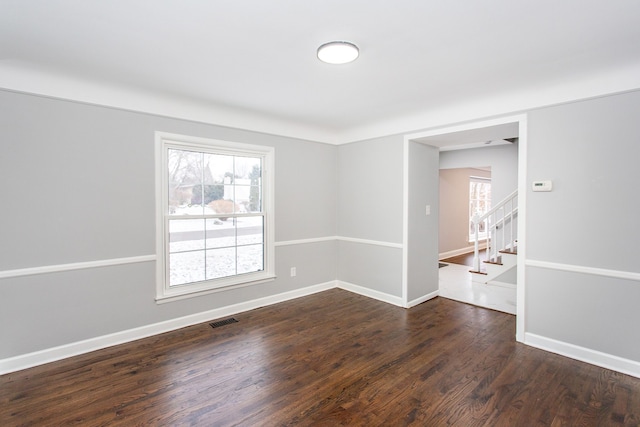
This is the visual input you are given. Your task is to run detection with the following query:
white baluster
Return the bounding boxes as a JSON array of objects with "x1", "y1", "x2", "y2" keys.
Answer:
[
  {"x1": 486, "y1": 214, "x2": 492, "y2": 263},
  {"x1": 508, "y1": 199, "x2": 513, "y2": 252},
  {"x1": 472, "y1": 213, "x2": 480, "y2": 272}
]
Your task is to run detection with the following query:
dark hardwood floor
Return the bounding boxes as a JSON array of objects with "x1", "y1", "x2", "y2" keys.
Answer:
[
  {"x1": 440, "y1": 250, "x2": 486, "y2": 267},
  {"x1": 2, "y1": 289, "x2": 639, "y2": 426}
]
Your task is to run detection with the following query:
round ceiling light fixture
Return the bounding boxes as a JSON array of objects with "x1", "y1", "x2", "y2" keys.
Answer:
[{"x1": 317, "y1": 41, "x2": 359, "y2": 64}]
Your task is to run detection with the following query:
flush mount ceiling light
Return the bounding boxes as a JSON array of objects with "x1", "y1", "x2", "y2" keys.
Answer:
[{"x1": 317, "y1": 41, "x2": 359, "y2": 64}]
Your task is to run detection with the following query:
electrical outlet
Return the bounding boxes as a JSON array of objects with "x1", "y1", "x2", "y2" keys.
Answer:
[{"x1": 290, "y1": 267, "x2": 296, "y2": 277}]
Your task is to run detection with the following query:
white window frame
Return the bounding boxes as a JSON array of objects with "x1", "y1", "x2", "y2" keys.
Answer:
[
  {"x1": 468, "y1": 176, "x2": 491, "y2": 242},
  {"x1": 155, "y1": 131, "x2": 275, "y2": 303}
]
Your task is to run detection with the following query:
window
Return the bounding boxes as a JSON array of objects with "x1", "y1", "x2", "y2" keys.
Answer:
[
  {"x1": 155, "y1": 132, "x2": 274, "y2": 302},
  {"x1": 469, "y1": 176, "x2": 491, "y2": 241}
]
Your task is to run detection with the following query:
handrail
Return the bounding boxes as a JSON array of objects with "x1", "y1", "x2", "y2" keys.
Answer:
[
  {"x1": 471, "y1": 189, "x2": 518, "y2": 273},
  {"x1": 477, "y1": 189, "x2": 518, "y2": 223},
  {"x1": 493, "y1": 207, "x2": 518, "y2": 229}
]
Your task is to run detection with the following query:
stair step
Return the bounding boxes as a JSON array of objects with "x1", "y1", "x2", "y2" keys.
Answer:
[
  {"x1": 471, "y1": 250, "x2": 517, "y2": 283},
  {"x1": 499, "y1": 248, "x2": 518, "y2": 255},
  {"x1": 487, "y1": 280, "x2": 517, "y2": 289}
]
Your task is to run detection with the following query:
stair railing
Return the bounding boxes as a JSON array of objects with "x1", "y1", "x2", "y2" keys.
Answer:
[{"x1": 471, "y1": 189, "x2": 518, "y2": 272}]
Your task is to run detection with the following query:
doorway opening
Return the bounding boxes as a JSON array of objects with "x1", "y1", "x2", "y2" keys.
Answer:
[{"x1": 404, "y1": 115, "x2": 526, "y2": 341}]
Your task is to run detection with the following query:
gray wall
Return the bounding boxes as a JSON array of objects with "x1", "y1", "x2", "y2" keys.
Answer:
[
  {"x1": 0, "y1": 90, "x2": 338, "y2": 358},
  {"x1": 526, "y1": 90, "x2": 640, "y2": 361},
  {"x1": 337, "y1": 136, "x2": 404, "y2": 243},
  {"x1": 337, "y1": 135, "x2": 404, "y2": 297},
  {"x1": 4, "y1": 87, "x2": 640, "y2": 371},
  {"x1": 406, "y1": 142, "x2": 440, "y2": 302},
  {"x1": 440, "y1": 143, "x2": 518, "y2": 204}
]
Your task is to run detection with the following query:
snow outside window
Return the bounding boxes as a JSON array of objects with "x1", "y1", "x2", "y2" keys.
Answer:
[
  {"x1": 469, "y1": 176, "x2": 491, "y2": 241},
  {"x1": 155, "y1": 132, "x2": 274, "y2": 302}
]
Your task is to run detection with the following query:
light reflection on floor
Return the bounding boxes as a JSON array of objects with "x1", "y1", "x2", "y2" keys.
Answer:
[{"x1": 438, "y1": 263, "x2": 516, "y2": 315}]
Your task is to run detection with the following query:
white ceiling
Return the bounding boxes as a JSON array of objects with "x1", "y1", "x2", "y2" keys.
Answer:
[{"x1": 2, "y1": 0, "x2": 640, "y2": 144}]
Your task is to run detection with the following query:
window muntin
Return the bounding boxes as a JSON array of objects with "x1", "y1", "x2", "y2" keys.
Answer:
[
  {"x1": 469, "y1": 176, "x2": 491, "y2": 240},
  {"x1": 156, "y1": 133, "x2": 274, "y2": 301}
]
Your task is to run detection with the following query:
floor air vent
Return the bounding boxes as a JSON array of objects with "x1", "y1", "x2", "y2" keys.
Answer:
[{"x1": 209, "y1": 318, "x2": 238, "y2": 328}]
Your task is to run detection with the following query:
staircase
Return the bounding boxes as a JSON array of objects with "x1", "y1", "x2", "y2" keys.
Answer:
[{"x1": 470, "y1": 190, "x2": 518, "y2": 286}]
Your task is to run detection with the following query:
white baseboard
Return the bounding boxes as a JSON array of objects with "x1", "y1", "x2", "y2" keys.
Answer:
[
  {"x1": 337, "y1": 280, "x2": 404, "y2": 307},
  {"x1": 0, "y1": 281, "x2": 336, "y2": 375},
  {"x1": 407, "y1": 290, "x2": 439, "y2": 308},
  {"x1": 5, "y1": 283, "x2": 638, "y2": 381},
  {"x1": 525, "y1": 332, "x2": 640, "y2": 379},
  {"x1": 439, "y1": 243, "x2": 487, "y2": 260}
]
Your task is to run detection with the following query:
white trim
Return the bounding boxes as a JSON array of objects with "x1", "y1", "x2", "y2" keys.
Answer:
[
  {"x1": 405, "y1": 113, "x2": 528, "y2": 341},
  {"x1": 516, "y1": 116, "x2": 527, "y2": 343},
  {"x1": 405, "y1": 115, "x2": 528, "y2": 142},
  {"x1": 277, "y1": 236, "x2": 403, "y2": 249},
  {"x1": 438, "y1": 244, "x2": 486, "y2": 260},
  {"x1": 406, "y1": 290, "x2": 439, "y2": 308},
  {"x1": 154, "y1": 132, "x2": 276, "y2": 301},
  {"x1": 402, "y1": 139, "x2": 410, "y2": 307},
  {"x1": 336, "y1": 66, "x2": 640, "y2": 144},
  {"x1": 337, "y1": 280, "x2": 404, "y2": 307},
  {"x1": 336, "y1": 236, "x2": 403, "y2": 249},
  {"x1": 155, "y1": 275, "x2": 277, "y2": 304},
  {"x1": 0, "y1": 235, "x2": 403, "y2": 282},
  {"x1": 3, "y1": 62, "x2": 640, "y2": 145},
  {"x1": 0, "y1": 255, "x2": 156, "y2": 279},
  {"x1": 525, "y1": 259, "x2": 640, "y2": 282},
  {"x1": 0, "y1": 280, "x2": 337, "y2": 375},
  {"x1": 525, "y1": 332, "x2": 640, "y2": 379},
  {"x1": 275, "y1": 236, "x2": 336, "y2": 247}
]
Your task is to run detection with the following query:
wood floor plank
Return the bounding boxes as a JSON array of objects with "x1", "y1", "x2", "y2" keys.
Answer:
[{"x1": 1, "y1": 289, "x2": 639, "y2": 426}]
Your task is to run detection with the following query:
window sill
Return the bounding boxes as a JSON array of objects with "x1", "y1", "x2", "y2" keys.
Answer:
[{"x1": 156, "y1": 274, "x2": 276, "y2": 304}]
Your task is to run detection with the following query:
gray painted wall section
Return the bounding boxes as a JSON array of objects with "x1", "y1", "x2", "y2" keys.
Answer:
[
  {"x1": 337, "y1": 136, "x2": 404, "y2": 243},
  {"x1": 0, "y1": 90, "x2": 338, "y2": 358},
  {"x1": 439, "y1": 143, "x2": 518, "y2": 205},
  {"x1": 407, "y1": 142, "x2": 440, "y2": 302},
  {"x1": 338, "y1": 242, "x2": 403, "y2": 297},
  {"x1": 526, "y1": 90, "x2": 640, "y2": 362},
  {"x1": 526, "y1": 267, "x2": 640, "y2": 361},
  {"x1": 527, "y1": 91, "x2": 640, "y2": 272},
  {"x1": 336, "y1": 135, "x2": 404, "y2": 298}
]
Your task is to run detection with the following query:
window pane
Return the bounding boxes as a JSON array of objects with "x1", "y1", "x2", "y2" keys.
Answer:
[
  {"x1": 237, "y1": 216, "x2": 263, "y2": 246},
  {"x1": 242, "y1": 157, "x2": 262, "y2": 213},
  {"x1": 160, "y1": 134, "x2": 272, "y2": 299},
  {"x1": 243, "y1": 185, "x2": 261, "y2": 213},
  {"x1": 237, "y1": 244, "x2": 263, "y2": 274},
  {"x1": 235, "y1": 156, "x2": 261, "y2": 180},
  {"x1": 469, "y1": 178, "x2": 492, "y2": 239},
  {"x1": 169, "y1": 219, "x2": 205, "y2": 252},
  {"x1": 170, "y1": 251, "x2": 205, "y2": 286},
  {"x1": 206, "y1": 218, "x2": 236, "y2": 249},
  {"x1": 232, "y1": 181, "x2": 250, "y2": 213},
  {"x1": 208, "y1": 198, "x2": 237, "y2": 218},
  {"x1": 168, "y1": 149, "x2": 205, "y2": 215},
  {"x1": 206, "y1": 153, "x2": 234, "y2": 183},
  {"x1": 206, "y1": 247, "x2": 236, "y2": 279}
]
